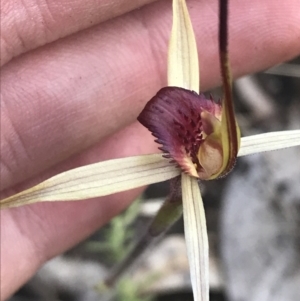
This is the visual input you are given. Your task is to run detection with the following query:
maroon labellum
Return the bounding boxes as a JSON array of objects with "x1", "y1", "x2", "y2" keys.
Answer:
[{"x1": 138, "y1": 87, "x2": 223, "y2": 179}]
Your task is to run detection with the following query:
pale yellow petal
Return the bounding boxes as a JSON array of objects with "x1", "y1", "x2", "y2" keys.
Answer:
[
  {"x1": 170, "y1": 2, "x2": 209, "y2": 300},
  {"x1": 0, "y1": 154, "x2": 180, "y2": 209},
  {"x1": 239, "y1": 130, "x2": 300, "y2": 157},
  {"x1": 181, "y1": 173, "x2": 209, "y2": 301},
  {"x1": 168, "y1": 0, "x2": 199, "y2": 93}
]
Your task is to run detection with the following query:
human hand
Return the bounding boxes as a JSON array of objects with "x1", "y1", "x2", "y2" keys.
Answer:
[{"x1": 1, "y1": 0, "x2": 300, "y2": 299}]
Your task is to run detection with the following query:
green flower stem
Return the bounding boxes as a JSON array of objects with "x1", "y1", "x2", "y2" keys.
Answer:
[
  {"x1": 104, "y1": 228, "x2": 160, "y2": 287},
  {"x1": 149, "y1": 177, "x2": 182, "y2": 236},
  {"x1": 104, "y1": 177, "x2": 183, "y2": 287}
]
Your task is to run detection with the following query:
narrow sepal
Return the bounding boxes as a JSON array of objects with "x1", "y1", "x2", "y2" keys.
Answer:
[
  {"x1": 181, "y1": 174, "x2": 209, "y2": 301},
  {"x1": 215, "y1": 0, "x2": 241, "y2": 179},
  {"x1": 168, "y1": 0, "x2": 199, "y2": 92},
  {"x1": 239, "y1": 130, "x2": 300, "y2": 157},
  {"x1": 0, "y1": 154, "x2": 180, "y2": 209}
]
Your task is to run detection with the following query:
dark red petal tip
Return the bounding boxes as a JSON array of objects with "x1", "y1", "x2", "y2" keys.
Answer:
[{"x1": 138, "y1": 87, "x2": 221, "y2": 176}]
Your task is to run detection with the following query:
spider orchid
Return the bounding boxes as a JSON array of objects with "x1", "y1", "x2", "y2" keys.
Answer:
[{"x1": 1, "y1": 1, "x2": 300, "y2": 300}]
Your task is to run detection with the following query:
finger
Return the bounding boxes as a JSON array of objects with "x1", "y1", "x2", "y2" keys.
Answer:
[
  {"x1": 0, "y1": 0, "x2": 158, "y2": 66},
  {"x1": 0, "y1": 121, "x2": 157, "y2": 300},
  {"x1": 1, "y1": 0, "x2": 300, "y2": 191},
  {"x1": 1, "y1": 0, "x2": 172, "y2": 190},
  {"x1": 1, "y1": 121, "x2": 155, "y2": 200}
]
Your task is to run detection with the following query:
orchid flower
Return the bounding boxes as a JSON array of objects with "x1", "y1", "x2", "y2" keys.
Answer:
[{"x1": 1, "y1": 1, "x2": 300, "y2": 301}]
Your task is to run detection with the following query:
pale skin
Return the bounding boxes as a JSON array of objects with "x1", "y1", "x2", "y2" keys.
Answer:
[{"x1": 1, "y1": 0, "x2": 300, "y2": 299}]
